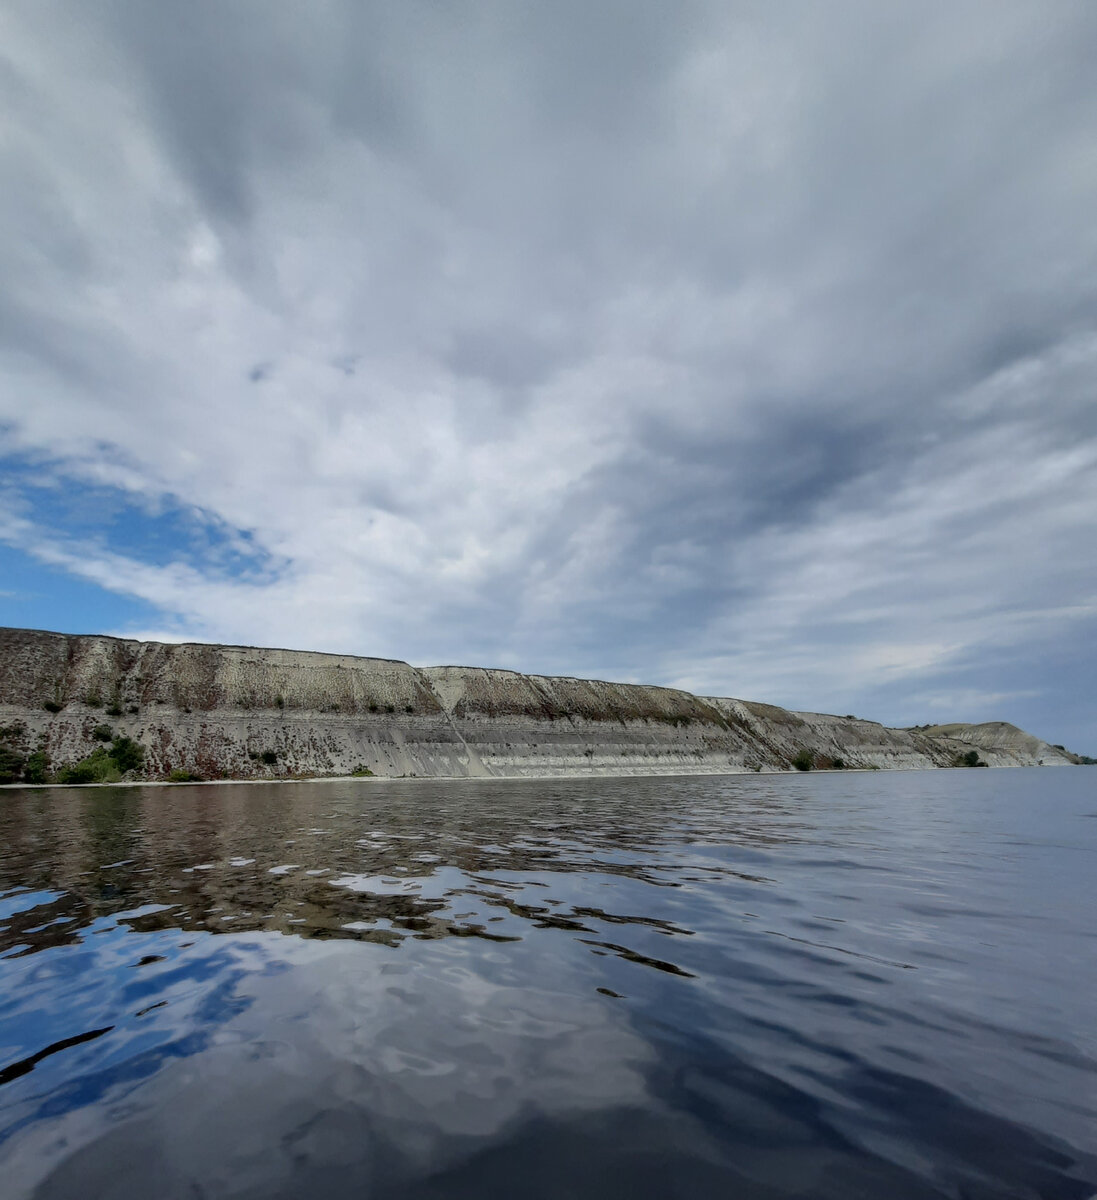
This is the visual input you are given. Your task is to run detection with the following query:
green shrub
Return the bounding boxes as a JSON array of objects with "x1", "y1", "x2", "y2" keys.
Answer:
[
  {"x1": 350, "y1": 765, "x2": 374, "y2": 777},
  {"x1": 792, "y1": 749, "x2": 814, "y2": 772},
  {"x1": 23, "y1": 750, "x2": 49, "y2": 783},
  {"x1": 404, "y1": 705, "x2": 414, "y2": 714},
  {"x1": 109, "y1": 736, "x2": 145, "y2": 773},
  {"x1": 832, "y1": 758, "x2": 845, "y2": 770},
  {"x1": 58, "y1": 748, "x2": 119, "y2": 784},
  {"x1": 85, "y1": 694, "x2": 102, "y2": 708},
  {"x1": 0, "y1": 724, "x2": 27, "y2": 782},
  {"x1": 384, "y1": 704, "x2": 395, "y2": 714},
  {"x1": 260, "y1": 750, "x2": 278, "y2": 765},
  {"x1": 59, "y1": 761, "x2": 104, "y2": 785},
  {"x1": 0, "y1": 746, "x2": 26, "y2": 784},
  {"x1": 167, "y1": 768, "x2": 203, "y2": 783},
  {"x1": 106, "y1": 704, "x2": 122, "y2": 717},
  {"x1": 58, "y1": 735, "x2": 145, "y2": 784},
  {"x1": 43, "y1": 701, "x2": 62, "y2": 713},
  {"x1": 92, "y1": 724, "x2": 113, "y2": 742},
  {"x1": 954, "y1": 749, "x2": 986, "y2": 768}
]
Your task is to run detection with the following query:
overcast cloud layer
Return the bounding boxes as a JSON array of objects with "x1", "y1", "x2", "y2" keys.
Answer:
[{"x1": 1, "y1": 1, "x2": 1096, "y2": 748}]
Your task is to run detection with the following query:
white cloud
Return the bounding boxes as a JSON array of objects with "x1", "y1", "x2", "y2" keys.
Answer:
[{"x1": 1, "y1": 1, "x2": 1096, "y2": 744}]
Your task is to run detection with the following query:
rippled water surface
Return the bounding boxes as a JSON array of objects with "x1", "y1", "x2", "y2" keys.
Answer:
[{"x1": 1, "y1": 769, "x2": 1095, "y2": 1198}]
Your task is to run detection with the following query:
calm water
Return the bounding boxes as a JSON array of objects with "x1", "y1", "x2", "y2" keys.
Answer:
[{"x1": 0, "y1": 769, "x2": 1095, "y2": 1198}]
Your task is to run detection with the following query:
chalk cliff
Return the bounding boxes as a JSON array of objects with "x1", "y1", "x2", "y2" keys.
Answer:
[{"x1": 0, "y1": 627, "x2": 1081, "y2": 782}]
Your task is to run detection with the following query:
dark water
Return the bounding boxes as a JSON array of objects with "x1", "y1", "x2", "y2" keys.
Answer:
[{"x1": 0, "y1": 770, "x2": 1095, "y2": 1199}]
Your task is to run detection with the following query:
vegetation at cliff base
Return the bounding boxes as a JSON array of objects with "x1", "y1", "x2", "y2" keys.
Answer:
[
  {"x1": 0, "y1": 743, "x2": 25, "y2": 784},
  {"x1": 23, "y1": 751, "x2": 49, "y2": 783},
  {"x1": 58, "y1": 736, "x2": 146, "y2": 784},
  {"x1": 1, "y1": 717, "x2": 147, "y2": 785},
  {"x1": 0, "y1": 722, "x2": 50, "y2": 784},
  {"x1": 791, "y1": 750, "x2": 850, "y2": 771}
]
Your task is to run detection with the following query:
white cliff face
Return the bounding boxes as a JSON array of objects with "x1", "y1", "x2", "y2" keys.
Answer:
[
  {"x1": 0, "y1": 628, "x2": 1081, "y2": 783},
  {"x1": 918, "y1": 723, "x2": 1078, "y2": 767}
]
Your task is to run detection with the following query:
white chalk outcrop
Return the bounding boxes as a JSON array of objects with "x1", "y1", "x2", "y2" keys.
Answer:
[{"x1": 0, "y1": 628, "x2": 1081, "y2": 782}]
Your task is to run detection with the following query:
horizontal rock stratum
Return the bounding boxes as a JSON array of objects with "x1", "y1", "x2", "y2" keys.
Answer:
[{"x1": 0, "y1": 627, "x2": 1083, "y2": 782}]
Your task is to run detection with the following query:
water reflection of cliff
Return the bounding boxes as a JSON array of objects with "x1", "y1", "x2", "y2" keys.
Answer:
[{"x1": 0, "y1": 778, "x2": 790, "y2": 964}]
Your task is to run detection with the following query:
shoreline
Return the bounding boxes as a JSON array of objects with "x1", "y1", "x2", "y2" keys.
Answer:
[{"x1": 0, "y1": 763, "x2": 1046, "y2": 791}]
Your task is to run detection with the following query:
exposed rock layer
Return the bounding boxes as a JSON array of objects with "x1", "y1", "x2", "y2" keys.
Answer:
[{"x1": 0, "y1": 627, "x2": 1081, "y2": 781}]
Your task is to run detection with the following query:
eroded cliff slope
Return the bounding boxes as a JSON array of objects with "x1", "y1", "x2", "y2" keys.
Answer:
[{"x1": 0, "y1": 628, "x2": 1080, "y2": 782}]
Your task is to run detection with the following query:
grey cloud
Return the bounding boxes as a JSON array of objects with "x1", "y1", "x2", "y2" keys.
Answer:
[{"x1": 444, "y1": 326, "x2": 582, "y2": 390}]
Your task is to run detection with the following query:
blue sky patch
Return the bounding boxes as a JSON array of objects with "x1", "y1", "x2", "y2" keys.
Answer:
[
  {"x1": 0, "y1": 453, "x2": 282, "y2": 584},
  {"x1": 0, "y1": 543, "x2": 160, "y2": 635}
]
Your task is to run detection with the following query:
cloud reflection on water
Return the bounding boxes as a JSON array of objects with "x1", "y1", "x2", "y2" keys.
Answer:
[{"x1": 0, "y1": 774, "x2": 1095, "y2": 1198}]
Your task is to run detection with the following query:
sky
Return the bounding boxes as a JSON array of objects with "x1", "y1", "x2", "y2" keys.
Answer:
[{"x1": 1, "y1": 1, "x2": 1095, "y2": 751}]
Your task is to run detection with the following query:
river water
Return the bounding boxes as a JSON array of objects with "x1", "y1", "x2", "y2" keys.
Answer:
[{"x1": 0, "y1": 769, "x2": 1094, "y2": 1198}]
